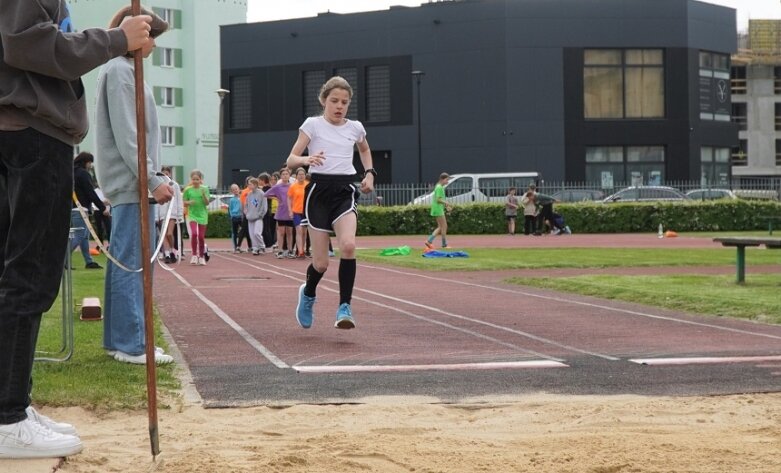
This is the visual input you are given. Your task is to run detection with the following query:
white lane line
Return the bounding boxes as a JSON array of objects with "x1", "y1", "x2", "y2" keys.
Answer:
[
  {"x1": 361, "y1": 264, "x2": 781, "y2": 342},
  {"x1": 222, "y1": 255, "x2": 568, "y2": 362},
  {"x1": 629, "y1": 355, "x2": 781, "y2": 366},
  {"x1": 294, "y1": 360, "x2": 568, "y2": 373},
  {"x1": 168, "y1": 270, "x2": 289, "y2": 369}
]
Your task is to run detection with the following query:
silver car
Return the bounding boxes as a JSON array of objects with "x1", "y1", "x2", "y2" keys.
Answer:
[{"x1": 603, "y1": 186, "x2": 691, "y2": 203}]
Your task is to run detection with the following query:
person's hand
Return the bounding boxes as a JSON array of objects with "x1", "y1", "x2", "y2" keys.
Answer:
[
  {"x1": 306, "y1": 151, "x2": 325, "y2": 167},
  {"x1": 119, "y1": 15, "x2": 153, "y2": 53},
  {"x1": 446, "y1": 204, "x2": 453, "y2": 212},
  {"x1": 360, "y1": 173, "x2": 374, "y2": 194},
  {"x1": 152, "y1": 181, "x2": 174, "y2": 204},
  {"x1": 102, "y1": 209, "x2": 111, "y2": 217}
]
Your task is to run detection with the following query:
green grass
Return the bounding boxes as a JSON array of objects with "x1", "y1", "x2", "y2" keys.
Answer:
[
  {"x1": 33, "y1": 254, "x2": 179, "y2": 410},
  {"x1": 513, "y1": 273, "x2": 781, "y2": 324},
  {"x1": 356, "y1": 247, "x2": 781, "y2": 271}
]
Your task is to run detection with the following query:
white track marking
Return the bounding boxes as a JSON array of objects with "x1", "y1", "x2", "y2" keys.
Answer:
[
  {"x1": 629, "y1": 355, "x2": 781, "y2": 366},
  {"x1": 168, "y1": 270, "x2": 289, "y2": 368},
  {"x1": 294, "y1": 360, "x2": 567, "y2": 373},
  {"x1": 360, "y1": 264, "x2": 781, "y2": 342},
  {"x1": 217, "y1": 255, "x2": 592, "y2": 362}
]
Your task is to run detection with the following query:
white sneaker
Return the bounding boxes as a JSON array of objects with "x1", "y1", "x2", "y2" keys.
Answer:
[
  {"x1": 190, "y1": 255, "x2": 198, "y2": 265},
  {"x1": 25, "y1": 407, "x2": 77, "y2": 436},
  {"x1": 198, "y1": 256, "x2": 206, "y2": 266},
  {"x1": 107, "y1": 346, "x2": 164, "y2": 358},
  {"x1": 0, "y1": 418, "x2": 82, "y2": 459},
  {"x1": 113, "y1": 350, "x2": 174, "y2": 365}
]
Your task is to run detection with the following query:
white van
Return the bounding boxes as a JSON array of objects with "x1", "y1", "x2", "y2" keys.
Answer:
[{"x1": 411, "y1": 172, "x2": 540, "y2": 205}]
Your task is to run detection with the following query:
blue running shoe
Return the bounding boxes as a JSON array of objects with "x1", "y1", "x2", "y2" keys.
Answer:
[
  {"x1": 296, "y1": 284, "x2": 315, "y2": 329},
  {"x1": 334, "y1": 303, "x2": 355, "y2": 329}
]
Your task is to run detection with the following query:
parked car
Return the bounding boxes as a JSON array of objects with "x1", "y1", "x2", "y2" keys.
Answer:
[
  {"x1": 550, "y1": 189, "x2": 605, "y2": 202},
  {"x1": 686, "y1": 189, "x2": 737, "y2": 200},
  {"x1": 410, "y1": 172, "x2": 539, "y2": 205},
  {"x1": 602, "y1": 186, "x2": 691, "y2": 203}
]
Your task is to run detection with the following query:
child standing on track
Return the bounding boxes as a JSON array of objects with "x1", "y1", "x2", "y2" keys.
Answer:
[
  {"x1": 244, "y1": 178, "x2": 267, "y2": 255},
  {"x1": 287, "y1": 76, "x2": 375, "y2": 330},
  {"x1": 265, "y1": 168, "x2": 294, "y2": 258},
  {"x1": 288, "y1": 167, "x2": 308, "y2": 258},
  {"x1": 182, "y1": 169, "x2": 210, "y2": 265},
  {"x1": 425, "y1": 173, "x2": 453, "y2": 249},
  {"x1": 228, "y1": 183, "x2": 244, "y2": 253}
]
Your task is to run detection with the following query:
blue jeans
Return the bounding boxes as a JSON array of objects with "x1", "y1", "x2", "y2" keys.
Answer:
[
  {"x1": 0, "y1": 129, "x2": 73, "y2": 424},
  {"x1": 70, "y1": 209, "x2": 95, "y2": 265},
  {"x1": 103, "y1": 203, "x2": 156, "y2": 356}
]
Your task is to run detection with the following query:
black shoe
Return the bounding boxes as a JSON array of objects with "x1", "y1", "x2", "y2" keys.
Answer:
[{"x1": 85, "y1": 262, "x2": 103, "y2": 269}]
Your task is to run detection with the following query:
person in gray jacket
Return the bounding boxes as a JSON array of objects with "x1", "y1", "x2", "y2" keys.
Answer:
[
  {"x1": 244, "y1": 177, "x2": 268, "y2": 255},
  {"x1": 0, "y1": 0, "x2": 156, "y2": 459},
  {"x1": 93, "y1": 6, "x2": 173, "y2": 366}
]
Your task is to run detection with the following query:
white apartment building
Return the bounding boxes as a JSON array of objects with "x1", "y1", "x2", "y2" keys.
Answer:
[{"x1": 67, "y1": 0, "x2": 247, "y2": 186}]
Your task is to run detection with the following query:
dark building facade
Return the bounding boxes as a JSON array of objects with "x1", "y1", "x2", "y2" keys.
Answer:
[{"x1": 219, "y1": 0, "x2": 737, "y2": 186}]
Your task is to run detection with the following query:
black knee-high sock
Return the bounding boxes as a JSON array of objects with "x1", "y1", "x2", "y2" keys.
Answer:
[
  {"x1": 338, "y1": 258, "x2": 356, "y2": 305},
  {"x1": 304, "y1": 264, "x2": 325, "y2": 297}
]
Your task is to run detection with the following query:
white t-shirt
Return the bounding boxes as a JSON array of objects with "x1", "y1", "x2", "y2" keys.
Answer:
[{"x1": 299, "y1": 116, "x2": 366, "y2": 176}]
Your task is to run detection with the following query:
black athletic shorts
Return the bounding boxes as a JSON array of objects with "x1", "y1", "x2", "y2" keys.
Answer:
[{"x1": 304, "y1": 174, "x2": 360, "y2": 232}]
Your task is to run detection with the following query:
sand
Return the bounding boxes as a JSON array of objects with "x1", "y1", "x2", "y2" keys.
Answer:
[{"x1": 50, "y1": 393, "x2": 781, "y2": 473}]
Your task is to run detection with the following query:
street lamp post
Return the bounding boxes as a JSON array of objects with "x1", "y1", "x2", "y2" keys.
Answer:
[
  {"x1": 411, "y1": 70, "x2": 425, "y2": 184},
  {"x1": 216, "y1": 88, "x2": 230, "y2": 190}
]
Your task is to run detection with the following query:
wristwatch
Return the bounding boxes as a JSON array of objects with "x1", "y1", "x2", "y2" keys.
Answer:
[{"x1": 364, "y1": 168, "x2": 377, "y2": 178}]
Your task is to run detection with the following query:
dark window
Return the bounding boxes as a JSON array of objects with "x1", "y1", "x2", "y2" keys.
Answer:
[
  {"x1": 585, "y1": 146, "x2": 665, "y2": 185},
  {"x1": 303, "y1": 70, "x2": 326, "y2": 118},
  {"x1": 229, "y1": 76, "x2": 251, "y2": 129},
  {"x1": 776, "y1": 103, "x2": 781, "y2": 131},
  {"x1": 732, "y1": 103, "x2": 747, "y2": 131},
  {"x1": 731, "y1": 139, "x2": 748, "y2": 166},
  {"x1": 366, "y1": 65, "x2": 391, "y2": 122},
  {"x1": 700, "y1": 147, "x2": 730, "y2": 186},
  {"x1": 775, "y1": 67, "x2": 781, "y2": 95},
  {"x1": 776, "y1": 139, "x2": 781, "y2": 166},
  {"x1": 731, "y1": 66, "x2": 746, "y2": 95},
  {"x1": 584, "y1": 49, "x2": 664, "y2": 119},
  {"x1": 334, "y1": 67, "x2": 358, "y2": 120}
]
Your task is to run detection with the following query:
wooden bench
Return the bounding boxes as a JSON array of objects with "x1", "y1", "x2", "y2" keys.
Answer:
[{"x1": 713, "y1": 237, "x2": 781, "y2": 283}]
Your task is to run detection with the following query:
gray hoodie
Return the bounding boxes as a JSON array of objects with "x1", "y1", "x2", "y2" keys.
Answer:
[
  {"x1": 0, "y1": 0, "x2": 127, "y2": 145},
  {"x1": 93, "y1": 56, "x2": 165, "y2": 206},
  {"x1": 244, "y1": 188, "x2": 268, "y2": 222}
]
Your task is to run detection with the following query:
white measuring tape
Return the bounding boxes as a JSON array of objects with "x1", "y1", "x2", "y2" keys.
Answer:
[{"x1": 73, "y1": 194, "x2": 177, "y2": 273}]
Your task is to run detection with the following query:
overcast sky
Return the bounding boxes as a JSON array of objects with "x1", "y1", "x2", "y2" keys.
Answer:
[{"x1": 247, "y1": 0, "x2": 781, "y2": 30}]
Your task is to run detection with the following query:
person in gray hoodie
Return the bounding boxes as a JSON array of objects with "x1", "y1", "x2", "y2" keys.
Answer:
[
  {"x1": 93, "y1": 6, "x2": 173, "y2": 367},
  {"x1": 244, "y1": 177, "x2": 268, "y2": 255},
  {"x1": 0, "y1": 0, "x2": 156, "y2": 459}
]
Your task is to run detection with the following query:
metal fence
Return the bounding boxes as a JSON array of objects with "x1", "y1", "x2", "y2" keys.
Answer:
[{"x1": 356, "y1": 177, "x2": 781, "y2": 206}]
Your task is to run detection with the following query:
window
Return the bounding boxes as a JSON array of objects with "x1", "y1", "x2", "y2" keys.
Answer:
[
  {"x1": 366, "y1": 65, "x2": 391, "y2": 122},
  {"x1": 161, "y1": 126, "x2": 174, "y2": 146},
  {"x1": 699, "y1": 51, "x2": 730, "y2": 121},
  {"x1": 776, "y1": 103, "x2": 781, "y2": 131},
  {"x1": 162, "y1": 48, "x2": 173, "y2": 67},
  {"x1": 153, "y1": 8, "x2": 180, "y2": 29},
  {"x1": 731, "y1": 103, "x2": 747, "y2": 131},
  {"x1": 160, "y1": 87, "x2": 174, "y2": 107},
  {"x1": 584, "y1": 49, "x2": 664, "y2": 119},
  {"x1": 775, "y1": 67, "x2": 781, "y2": 95},
  {"x1": 700, "y1": 147, "x2": 730, "y2": 186},
  {"x1": 444, "y1": 177, "x2": 473, "y2": 198},
  {"x1": 303, "y1": 70, "x2": 326, "y2": 118},
  {"x1": 731, "y1": 66, "x2": 746, "y2": 95},
  {"x1": 585, "y1": 146, "x2": 665, "y2": 185},
  {"x1": 731, "y1": 139, "x2": 748, "y2": 166},
  {"x1": 229, "y1": 76, "x2": 252, "y2": 129},
  {"x1": 776, "y1": 139, "x2": 781, "y2": 166},
  {"x1": 334, "y1": 67, "x2": 358, "y2": 120}
]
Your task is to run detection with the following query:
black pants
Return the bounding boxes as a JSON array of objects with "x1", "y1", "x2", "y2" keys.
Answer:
[
  {"x1": 523, "y1": 215, "x2": 536, "y2": 235},
  {"x1": 237, "y1": 215, "x2": 251, "y2": 250},
  {"x1": 0, "y1": 129, "x2": 73, "y2": 424},
  {"x1": 231, "y1": 216, "x2": 242, "y2": 249}
]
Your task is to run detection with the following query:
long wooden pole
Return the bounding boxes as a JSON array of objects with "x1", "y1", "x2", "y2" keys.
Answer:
[{"x1": 131, "y1": 0, "x2": 160, "y2": 458}]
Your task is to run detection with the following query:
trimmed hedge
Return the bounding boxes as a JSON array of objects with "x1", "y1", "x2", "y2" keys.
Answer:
[{"x1": 201, "y1": 200, "x2": 781, "y2": 238}]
